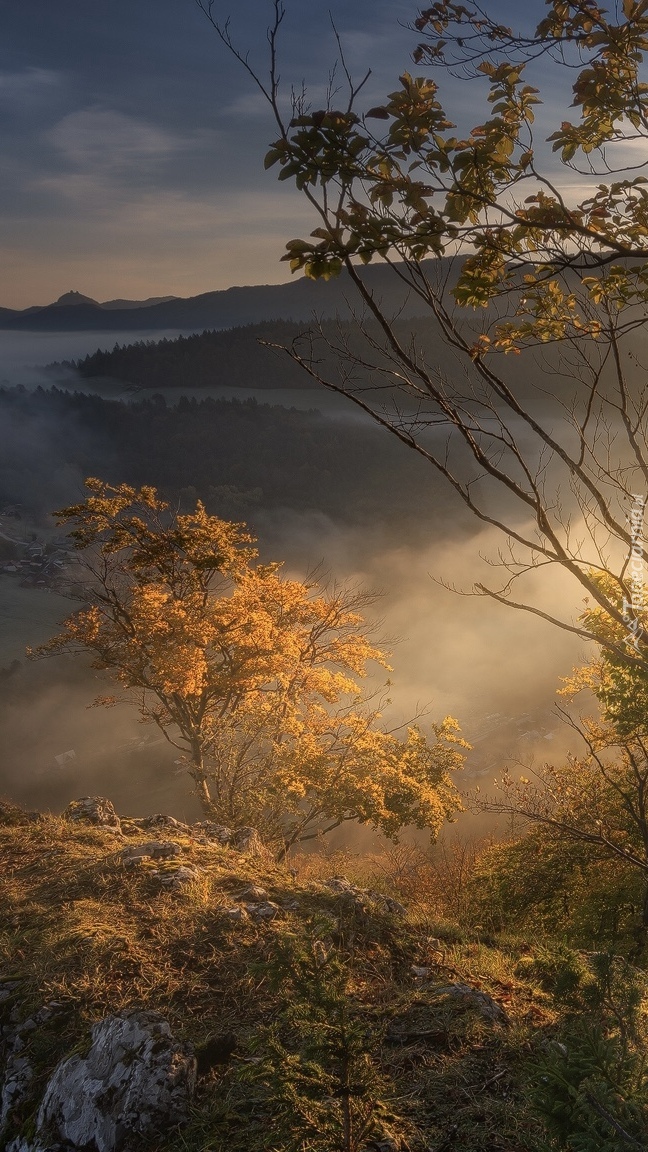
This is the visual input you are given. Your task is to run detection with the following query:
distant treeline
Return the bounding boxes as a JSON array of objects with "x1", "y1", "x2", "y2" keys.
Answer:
[
  {"x1": 49, "y1": 323, "x2": 328, "y2": 390},
  {"x1": 47, "y1": 316, "x2": 476, "y2": 395},
  {"x1": 47, "y1": 316, "x2": 585, "y2": 414},
  {"x1": 0, "y1": 386, "x2": 463, "y2": 541}
]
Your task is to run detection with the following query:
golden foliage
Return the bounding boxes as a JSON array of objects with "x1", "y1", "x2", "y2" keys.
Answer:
[{"x1": 35, "y1": 480, "x2": 465, "y2": 849}]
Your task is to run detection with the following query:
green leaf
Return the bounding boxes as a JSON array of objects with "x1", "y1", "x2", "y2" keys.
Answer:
[{"x1": 263, "y1": 148, "x2": 283, "y2": 170}]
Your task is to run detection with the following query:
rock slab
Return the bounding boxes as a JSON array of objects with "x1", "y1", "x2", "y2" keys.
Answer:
[
  {"x1": 63, "y1": 797, "x2": 122, "y2": 834},
  {"x1": 25, "y1": 1010, "x2": 196, "y2": 1152}
]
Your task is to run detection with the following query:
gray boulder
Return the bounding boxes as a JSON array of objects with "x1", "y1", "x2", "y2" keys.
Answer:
[
  {"x1": 121, "y1": 841, "x2": 183, "y2": 867},
  {"x1": 1, "y1": 1054, "x2": 33, "y2": 1138},
  {"x1": 29, "y1": 1010, "x2": 196, "y2": 1152},
  {"x1": 133, "y1": 814, "x2": 191, "y2": 833},
  {"x1": 192, "y1": 821, "x2": 232, "y2": 844},
  {"x1": 63, "y1": 798, "x2": 121, "y2": 835},
  {"x1": 429, "y1": 984, "x2": 510, "y2": 1026},
  {"x1": 324, "y1": 877, "x2": 407, "y2": 917},
  {"x1": 154, "y1": 864, "x2": 201, "y2": 889},
  {"x1": 245, "y1": 901, "x2": 280, "y2": 920},
  {"x1": 230, "y1": 827, "x2": 264, "y2": 855},
  {"x1": 235, "y1": 885, "x2": 268, "y2": 902},
  {"x1": 1, "y1": 1002, "x2": 66, "y2": 1143},
  {"x1": 223, "y1": 906, "x2": 248, "y2": 922}
]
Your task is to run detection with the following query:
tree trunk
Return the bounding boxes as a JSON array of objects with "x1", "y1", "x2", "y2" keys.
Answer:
[{"x1": 189, "y1": 739, "x2": 215, "y2": 818}]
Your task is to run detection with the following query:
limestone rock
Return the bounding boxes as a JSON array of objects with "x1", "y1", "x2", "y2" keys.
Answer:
[
  {"x1": 245, "y1": 901, "x2": 280, "y2": 920},
  {"x1": 411, "y1": 965, "x2": 433, "y2": 979},
  {"x1": 379, "y1": 895, "x2": 407, "y2": 916},
  {"x1": 30, "y1": 1010, "x2": 196, "y2": 1152},
  {"x1": 230, "y1": 826, "x2": 264, "y2": 855},
  {"x1": 324, "y1": 877, "x2": 407, "y2": 917},
  {"x1": 0, "y1": 1054, "x2": 33, "y2": 1138},
  {"x1": 1, "y1": 1003, "x2": 65, "y2": 1141},
  {"x1": 236, "y1": 884, "x2": 268, "y2": 902},
  {"x1": 154, "y1": 864, "x2": 200, "y2": 889},
  {"x1": 223, "y1": 906, "x2": 248, "y2": 921},
  {"x1": 324, "y1": 877, "x2": 353, "y2": 894},
  {"x1": 63, "y1": 797, "x2": 121, "y2": 834},
  {"x1": 121, "y1": 841, "x2": 183, "y2": 867},
  {"x1": 192, "y1": 821, "x2": 232, "y2": 845},
  {"x1": 429, "y1": 984, "x2": 510, "y2": 1026},
  {"x1": 0, "y1": 802, "x2": 42, "y2": 827},
  {"x1": 134, "y1": 814, "x2": 191, "y2": 833},
  {"x1": 189, "y1": 823, "x2": 265, "y2": 853},
  {"x1": 0, "y1": 980, "x2": 22, "y2": 1004}
]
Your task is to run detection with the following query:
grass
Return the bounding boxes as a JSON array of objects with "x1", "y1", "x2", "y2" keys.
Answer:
[{"x1": 0, "y1": 802, "x2": 641, "y2": 1151}]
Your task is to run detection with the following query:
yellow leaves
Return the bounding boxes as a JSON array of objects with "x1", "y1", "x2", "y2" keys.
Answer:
[
  {"x1": 56, "y1": 478, "x2": 257, "y2": 587},
  {"x1": 559, "y1": 661, "x2": 601, "y2": 699},
  {"x1": 283, "y1": 718, "x2": 466, "y2": 839},
  {"x1": 39, "y1": 478, "x2": 467, "y2": 845}
]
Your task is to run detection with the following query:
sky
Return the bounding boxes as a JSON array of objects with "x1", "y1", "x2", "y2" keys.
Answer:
[{"x1": 1, "y1": 1, "x2": 545, "y2": 308}]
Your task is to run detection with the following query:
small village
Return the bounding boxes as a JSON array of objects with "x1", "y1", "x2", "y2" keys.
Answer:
[{"x1": 0, "y1": 505, "x2": 76, "y2": 590}]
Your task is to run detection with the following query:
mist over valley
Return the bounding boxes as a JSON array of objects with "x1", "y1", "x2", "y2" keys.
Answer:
[{"x1": 0, "y1": 309, "x2": 585, "y2": 832}]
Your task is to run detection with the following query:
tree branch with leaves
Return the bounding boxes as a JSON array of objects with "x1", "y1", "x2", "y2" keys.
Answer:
[{"x1": 204, "y1": 0, "x2": 648, "y2": 677}]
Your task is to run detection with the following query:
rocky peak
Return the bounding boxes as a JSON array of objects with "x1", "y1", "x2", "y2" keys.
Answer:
[{"x1": 51, "y1": 291, "x2": 98, "y2": 308}]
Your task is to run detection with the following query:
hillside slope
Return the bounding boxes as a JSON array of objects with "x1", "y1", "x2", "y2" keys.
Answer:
[{"x1": 3, "y1": 799, "x2": 646, "y2": 1151}]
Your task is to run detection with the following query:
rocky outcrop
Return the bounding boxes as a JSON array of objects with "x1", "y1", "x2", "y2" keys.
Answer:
[
  {"x1": 236, "y1": 884, "x2": 269, "y2": 902},
  {"x1": 1, "y1": 1053, "x2": 32, "y2": 1140},
  {"x1": 132, "y1": 814, "x2": 191, "y2": 834},
  {"x1": 0, "y1": 802, "x2": 42, "y2": 827},
  {"x1": 191, "y1": 823, "x2": 265, "y2": 855},
  {"x1": 1, "y1": 998, "x2": 67, "y2": 1144},
  {"x1": 192, "y1": 821, "x2": 232, "y2": 845},
  {"x1": 59, "y1": 799, "x2": 267, "y2": 864},
  {"x1": 6, "y1": 1010, "x2": 196, "y2": 1152},
  {"x1": 121, "y1": 841, "x2": 183, "y2": 866},
  {"x1": 156, "y1": 864, "x2": 201, "y2": 889},
  {"x1": 120, "y1": 840, "x2": 201, "y2": 889},
  {"x1": 324, "y1": 876, "x2": 407, "y2": 917},
  {"x1": 63, "y1": 797, "x2": 122, "y2": 834},
  {"x1": 429, "y1": 983, "x2": 510, "y2": 1026},
  {"x1": 230, "y1": 826, "x2": 265, "y2": 855}
]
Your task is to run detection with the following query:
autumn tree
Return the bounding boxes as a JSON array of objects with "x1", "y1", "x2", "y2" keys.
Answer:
[
  {"x1": 36, "y1": 479, "x2": 465, "y2": 852},
  {"x1": 203, "y1": 0, "x2": 648, "y2": 677}
]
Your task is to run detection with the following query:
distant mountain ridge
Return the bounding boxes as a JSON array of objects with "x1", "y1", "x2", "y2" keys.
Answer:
[
  {"x1": 4, "y1": 290, "x2": 181, "y2": 321},
  {"x1": 49, "y1": 291, "x2": 180, "y2": 311},
  {"x1": 0, "y1": 265, "x2": 440, "y2": 332}
]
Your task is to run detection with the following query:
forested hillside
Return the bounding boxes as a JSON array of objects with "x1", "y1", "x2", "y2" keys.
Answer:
[
  {"x1": 50, "y1": 323, "x2": 322, "y2": 390},
  {"x1": 0, "y1": 385, "x2": 453, "y2": 534}
]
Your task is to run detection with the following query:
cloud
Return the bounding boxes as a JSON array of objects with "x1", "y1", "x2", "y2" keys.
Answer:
[
  {"x1": 48, "y1": 109, "x2": 189, "y2": 175},
  {"x1": 0, "y1": 0, "x2": 632, "y2": 308},
  {"x1": 0, "y1": 68, "x2": 61, "y2": 103},
  {"x1": 221, "y1": 91, "x2": 272, "y2": 119}
]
